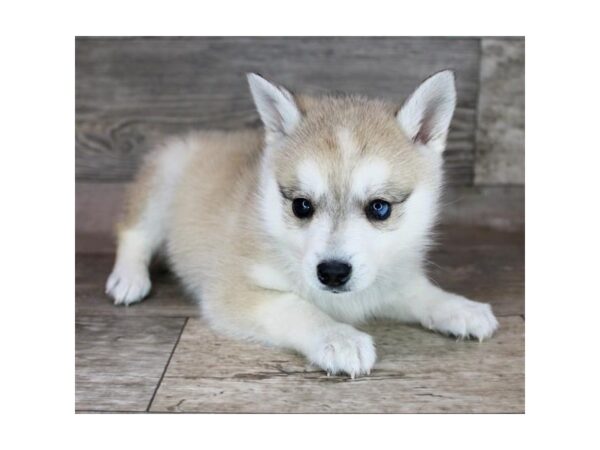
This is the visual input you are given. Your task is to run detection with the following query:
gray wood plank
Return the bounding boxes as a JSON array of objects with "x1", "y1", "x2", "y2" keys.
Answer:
[
  {"x1": 428, "y1": 226, "x2": 524, "y2": 317},
  {"x1": 150, "y1": 316, "x2": 524, "y2": 413},
  {"x1": 76, "y1": 182, "x2": 125, "y2": 247},
  {"x1": 475, "y1": 37, "x2": 525, "y2": 184},
  {"x1": 76, "y1": 37, "x2": 480, "y2": 185},
  {"x1": 441, "y1": 185, "x2": 524, "y2": 231},
  {"x1": 75, "y1": 316, "x2": 186, "y2": 411}
]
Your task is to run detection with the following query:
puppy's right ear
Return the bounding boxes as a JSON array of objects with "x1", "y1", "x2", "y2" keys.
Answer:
[{"x1": 247, "y1": 73, "x2": 301, "y2": 142}]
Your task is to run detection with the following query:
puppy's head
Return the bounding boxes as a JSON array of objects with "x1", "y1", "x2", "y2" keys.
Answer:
[{"x1": 249, "y1": 72, "x2": 455, "y2": 294}]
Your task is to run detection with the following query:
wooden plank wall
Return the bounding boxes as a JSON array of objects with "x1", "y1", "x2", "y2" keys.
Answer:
[
  {"x1": 75, "y1": 37, "x2": 525, "y2": 239},
  {"x1": 76, "y1": 37, "x2": 481, "y2": 185}
]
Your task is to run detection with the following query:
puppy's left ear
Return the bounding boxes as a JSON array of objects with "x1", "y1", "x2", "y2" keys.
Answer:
[
  {"x1": 396, "y1": 70, "x2": 456, "y2": 153},
  {"x1": 247, "y1": 73, "x2": 301, "y2": 142}
]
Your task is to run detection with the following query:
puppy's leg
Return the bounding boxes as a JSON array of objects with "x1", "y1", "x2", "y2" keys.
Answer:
[
  {"x1": 380, "y1": 274, "x2": 499, "y2": 341},
  {"x1": 207, "y1": 290, "x2": 376, "y2": 377},
  {"x1": 106, "y1": 139, "x2": 190, "y2": 305},
  {"x1": 106, "y1": 226, "x2": 155, "y2": 306}
]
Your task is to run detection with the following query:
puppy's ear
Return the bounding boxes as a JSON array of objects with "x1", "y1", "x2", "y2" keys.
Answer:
[
  {"x1": 396, "y1": 70, "x2": 456, "y2": 153},
  {"x1": 247, "y1": 73, "x2": 301, "y2": 142}
]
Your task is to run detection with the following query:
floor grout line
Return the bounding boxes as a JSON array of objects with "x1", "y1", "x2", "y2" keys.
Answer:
[{"x1": 146, "y1": 316, "x2": 189, "y2": 412}]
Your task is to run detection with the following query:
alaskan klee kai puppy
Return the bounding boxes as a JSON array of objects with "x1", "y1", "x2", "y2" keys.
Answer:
[{"x1": 106, "y1": 71, "x2": 498, "y2": 378}]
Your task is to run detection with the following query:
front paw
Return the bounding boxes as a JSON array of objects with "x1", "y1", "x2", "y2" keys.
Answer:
[
  {"x1": 423, "y1": 298, "x2": 499, "y2": 341},
  {"x1": 105, "y1": 264, "x2": 151, "y2": 306},
  {"x1": 308, "y1": 324, "x2": 376, "y2": 378}
]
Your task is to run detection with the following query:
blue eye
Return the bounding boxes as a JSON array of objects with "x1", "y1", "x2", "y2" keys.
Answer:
[
  {"x1": 366, "y1": 199, "x2": 391, "y2": 221},
  {"x1": 292, "y1": 198, "x2": 314, "y2": 219}
]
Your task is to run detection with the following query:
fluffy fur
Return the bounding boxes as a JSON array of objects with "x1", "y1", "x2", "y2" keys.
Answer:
[{"x1": 106, "y1": 71, "x2": 498, "y2": 378}]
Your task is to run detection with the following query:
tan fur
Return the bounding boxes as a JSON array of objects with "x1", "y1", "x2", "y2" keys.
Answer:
[
  {"x1": 280, "y1": 95, "x2": 421, "y2": 185},
  {"x1": 123, "y1": 97, "x2": 422, "y2": 327},
  {"x1": 165, "y1": 129, "x2": 269, "y2": 332}
]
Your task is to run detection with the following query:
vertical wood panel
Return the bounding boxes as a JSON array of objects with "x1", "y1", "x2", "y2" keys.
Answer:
[{"x1": 475, "y1": 37, "x2": 525, "y2": 184}]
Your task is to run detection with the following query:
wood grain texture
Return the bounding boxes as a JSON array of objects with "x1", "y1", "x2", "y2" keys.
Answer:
[
  {"x1": 76, "y1": 37, "x2": 480, "y2": 185},
  {"x1": 75, "y1": 316, "x2": 186, "y2": 411},
  {"x1": 475, "y1": 37, "x2": 525, "y2": 184},
  {"x1": 150, "y1": 316, "x2": 523, "y2": 413}
]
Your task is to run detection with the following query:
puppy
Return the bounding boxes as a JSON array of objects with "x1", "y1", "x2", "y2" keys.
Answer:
[{"x1": 106, "y1": 71, "x2": 498, "y2": 378}]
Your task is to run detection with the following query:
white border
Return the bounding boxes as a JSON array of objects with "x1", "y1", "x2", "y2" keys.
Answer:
[{"x1": 2, "y1": 0, "x2": 599, "y2": 448}]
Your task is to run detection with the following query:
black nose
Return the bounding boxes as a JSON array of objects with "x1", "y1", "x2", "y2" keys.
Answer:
[{"x1": 317, "y1": 260, "x2": 352, "y2": 287}]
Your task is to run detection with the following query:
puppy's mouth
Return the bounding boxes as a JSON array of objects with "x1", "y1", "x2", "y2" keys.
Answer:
[{"x1": 320, "y1": 285, "x2": 351, "y2": 294}]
